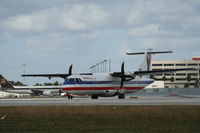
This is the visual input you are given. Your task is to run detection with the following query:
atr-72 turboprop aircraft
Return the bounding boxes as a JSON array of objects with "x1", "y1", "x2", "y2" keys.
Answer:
[{"x1": 22, "y1": 50, "x2": 194, "y2": 99}]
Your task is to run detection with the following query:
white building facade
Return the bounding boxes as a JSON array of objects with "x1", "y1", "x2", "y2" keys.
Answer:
[{"x1": 151, "y1": 57, "x2": 200, "y2": 88}]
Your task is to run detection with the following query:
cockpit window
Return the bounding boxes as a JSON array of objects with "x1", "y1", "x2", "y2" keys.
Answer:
[
  {"x1": 65, "y1": 78, "x2": 82, "y2": 82},
  {"x1": 68, "y1": 78, "x2": 74, "y2": 82},
  {"x1": 76, "y1": 78, "x2": 82, "y2": 82}
]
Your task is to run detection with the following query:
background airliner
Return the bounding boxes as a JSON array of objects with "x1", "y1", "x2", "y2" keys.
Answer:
[
  {"x1": 22, "y1": 50, "x2": 194, "y2": 99},
  {"x1": 0, "y1": 90, "x2": 30, "y2": 98},
  {"x1": 0, "y1": 75, "x2": 62, "y2": 96}
]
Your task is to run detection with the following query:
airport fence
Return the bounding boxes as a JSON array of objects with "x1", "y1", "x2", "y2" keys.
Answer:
[{"x1": 133, "y1": 88, "x2": 200, "y2": 96}]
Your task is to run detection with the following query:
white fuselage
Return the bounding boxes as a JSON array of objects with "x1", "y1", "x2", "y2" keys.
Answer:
[{"x1": 61, "y1": 73, "x2": 154, "y2": 97}]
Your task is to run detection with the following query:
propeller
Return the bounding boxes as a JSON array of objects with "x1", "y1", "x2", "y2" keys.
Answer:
[
  {"x1": 115, "y1": 62, "x2": 126, "y2": 96},
  {"x1": 116, "y1": 62, "x2": 126, "y2": 99}
]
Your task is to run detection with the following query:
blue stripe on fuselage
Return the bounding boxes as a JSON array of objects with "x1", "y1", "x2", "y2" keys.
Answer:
[{"x1": 63, "y1": 80, "x2": 153, "y2": 85}]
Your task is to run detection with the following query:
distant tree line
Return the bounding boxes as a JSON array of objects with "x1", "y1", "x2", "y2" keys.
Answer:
[
  {"x1": 34, "y1": 81, "x2": 61, "y2": 86},
  {"x1": 10, "y1": 81, "x2": 26, "y2": 86},
  {"x1": 10, "y1": 81, "x2": 61, "y2": 86}
]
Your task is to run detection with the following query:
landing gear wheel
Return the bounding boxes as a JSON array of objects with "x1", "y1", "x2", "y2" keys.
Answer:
[
  {"x1": 68, "y1": 96, "x2": 73, "y2": 99},
  {"x1": 118, "y1": 94, "x2": 125, "y2": 99},
  {"x1": 91, "y1": 95, "x2": 98, "y2": 99}
]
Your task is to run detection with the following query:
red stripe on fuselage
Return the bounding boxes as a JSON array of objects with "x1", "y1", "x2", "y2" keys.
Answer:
[{"x1": 62, "y1": 87, "x2": 144, "y2": 91}]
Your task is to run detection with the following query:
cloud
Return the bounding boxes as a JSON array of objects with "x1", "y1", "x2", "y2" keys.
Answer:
[
  {"x1": 128, "y1": 24, "x2": 161, "y2": 37},
  {"x1": 1, "y1": 0, "x2": 200, "y2": 84},
  {"x1": 60, "y1": 4, "x2": 109, "y2": 31},
  {"x1": 180, "y1": 16, "x2": 200, "y2": 31},
  {"x1": 1, "y1": 4, "x2": 109, "y2": 33},
  {"x1": 127, "y1": 10, "x2": 144, "y2": 26},
  {"x1": 2, "y1": 14, "x2": 47, "y2": 32},
  {"x1": 127, "y1": 24, "x2": 192, "y2": 38}
]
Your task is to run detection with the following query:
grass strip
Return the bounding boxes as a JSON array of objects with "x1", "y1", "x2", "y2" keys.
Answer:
[{"x1": 0, "y1": 105, "x2": 200, "y2": 133}]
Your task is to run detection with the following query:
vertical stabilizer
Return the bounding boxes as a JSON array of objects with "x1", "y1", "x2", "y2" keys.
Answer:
[
  {"x1": 139, "y1": 49, "x2": 153, "y2": 71},
  {"x1": 0, "y1": 75, "x2": 15, "y2": 90}
]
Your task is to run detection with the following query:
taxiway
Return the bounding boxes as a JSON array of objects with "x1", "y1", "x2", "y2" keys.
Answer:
[{"x1": 0, "y1": 96, "x2": 200, "y2": 106}]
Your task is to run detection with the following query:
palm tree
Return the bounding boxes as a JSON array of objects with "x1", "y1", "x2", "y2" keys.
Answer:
[
  {"x1": 186, "y1": 75, "x2": 192, "y2": 85},
  {"x1": 162, "y1": 76, "x2": 167, "y2": 88},
  {"x1": 195, "y1": 79, "x2": 199, "y2": 88},
  {"x1": 170, "y1": 77, "x2": 175, "y2": 83}
]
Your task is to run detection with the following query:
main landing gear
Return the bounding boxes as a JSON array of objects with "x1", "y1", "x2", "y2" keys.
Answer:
[
  {"x1": 68, "y1": 95, "x2": 73, "y2": 99},
  {"x1": 91, "y1": 95, "x2": 98, "y2": 99},
  {"x1": 118, "y1": 94, "x2": 125, "y2": 99}
]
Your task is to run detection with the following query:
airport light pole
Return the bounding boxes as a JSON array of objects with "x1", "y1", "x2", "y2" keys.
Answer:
[
  {"x1": 22, "y1": 63, "x2": 26, "y2": 84},
  {"x1": 90, "y1": 59, "x2": 112, "y2": 73},
  {"x1": 101, "y1": 61, "x2": 103, "y2": 72},
  {"x1": 109, "y1": 58, "x2": 111, "y2": 72},
  {"x1": 104, "y1": 60, "x2": 107, "y2": 72}
]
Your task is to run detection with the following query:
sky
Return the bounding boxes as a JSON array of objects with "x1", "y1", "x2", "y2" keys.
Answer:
[{"x1": 0, "y1": 0, "x2": 200, "y2": 85}]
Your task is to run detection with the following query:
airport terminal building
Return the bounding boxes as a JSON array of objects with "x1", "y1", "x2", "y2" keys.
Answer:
[{"x1": 151, "y1": 56, "x2": 200, "y2": 88}]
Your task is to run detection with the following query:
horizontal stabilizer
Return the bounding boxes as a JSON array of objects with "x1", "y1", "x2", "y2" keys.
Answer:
[{"x1": 126, "y1": 50, "x2": 173, "y2": 55}]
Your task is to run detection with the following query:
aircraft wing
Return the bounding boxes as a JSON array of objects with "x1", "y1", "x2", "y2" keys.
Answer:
[
  {"x1": 21, "y1": 74, "x2": 70, "y2": 79},
  {"x1": 110, "y1": 68, "x2": 196, "y2": 79},
  {"x1": 133, "y1": 68, "x2": 196, "y2": 76},
  {"x1": 21, "y1": 64, "x2": 73, "y2": 79},
  {"x1": 21, "y1": 73, "x2": 93, "y2": 79},
  {"x1": 110, "y1": 72, "x2": 133, "y2": 79}
]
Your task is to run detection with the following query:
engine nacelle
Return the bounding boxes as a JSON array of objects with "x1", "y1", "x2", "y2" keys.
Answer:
[{"x1": 42, "y1": 90, "x2": 52, "y2": 96}]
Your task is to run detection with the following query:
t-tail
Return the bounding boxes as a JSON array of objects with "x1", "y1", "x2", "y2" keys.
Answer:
[
  {"x1": 0, "y1": 75, "x2": 15, "y2": 90},
  {"x1": 126, "y1": 49, "x2": 173, "y2": 71}
]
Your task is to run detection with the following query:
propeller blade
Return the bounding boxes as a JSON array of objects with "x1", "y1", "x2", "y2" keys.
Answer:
[
  {"x1": 68, "y1": 64, "x2": 73, "y2": 75},
  {"x1": 59, "y1": 90, "x2": 62, "y2": 95},
  {"x1": 121, "y1": 62, "x2": 125, "y2": 74},
  {"x1": 120, "y1": 62, "x2": 125, "y2": 89},
  {"x1": 120, "y1": 78, "x2": 124, "y2": 88}
]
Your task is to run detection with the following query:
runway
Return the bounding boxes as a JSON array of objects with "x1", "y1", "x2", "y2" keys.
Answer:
[{"x1": 1, "y1": 95, "x2": 200, "y2": 106}]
